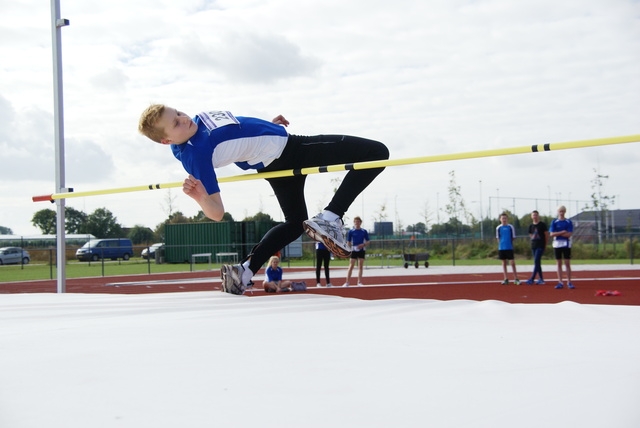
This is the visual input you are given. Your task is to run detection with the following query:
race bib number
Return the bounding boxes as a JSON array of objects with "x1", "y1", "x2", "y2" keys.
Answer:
[
  {"x1": 552, "y1": 239, "x2": 568, "y2": 248},
  {"x1": 198, "y1": 110, "x2": 239, "y2": 131}
]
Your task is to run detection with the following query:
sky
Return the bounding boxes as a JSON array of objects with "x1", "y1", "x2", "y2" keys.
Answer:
[
  {"x1": 1, "y1": 286, "x2": 639, "y2": 427},
  {"x1": 1, "y1": 0, "x2": 639, "y2": 236}
]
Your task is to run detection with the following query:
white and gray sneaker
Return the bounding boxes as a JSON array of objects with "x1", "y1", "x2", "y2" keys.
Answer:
[
  {"x1": 220, "y1": 264, "x2": 246, "y2": 295},
  {"x1": 303, "y1": 214, "x2": 352, "y2": 258}
]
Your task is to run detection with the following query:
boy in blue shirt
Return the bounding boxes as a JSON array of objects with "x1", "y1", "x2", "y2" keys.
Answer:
[
  {"x1": 496, "y1": 212, "x2": 521, "y2": 285},
  {"x1": 549, "y1": 205, "x2": 574, "y2": 289},
  {"x1": 138, "y1": 105, "x2": 388, "y2": 295},
  {"x1": 344, "y1": 216, "x2": 370, "y2": 286}
]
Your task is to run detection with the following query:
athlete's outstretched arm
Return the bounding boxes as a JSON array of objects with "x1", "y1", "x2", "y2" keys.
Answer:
[{"x1": 182, "y1": 174, "x2": 225, "y2": 221}]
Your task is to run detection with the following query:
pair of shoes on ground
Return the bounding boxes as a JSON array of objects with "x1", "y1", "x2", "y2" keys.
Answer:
[
  {"x1": 555, "y1": 282, "x2": 575, "y2": 289},
  {"x1": 501, "y1": 279, "x2": 521, "y2": 285},
  {"x1": 525, "y1": 279, "x2": 546, "y2": 285},
  {"x1": 343, "y1": 282, "x2": 363, "y2": 287},
  {"x1": 303, "y1": 214, "x2": 352, "y2": 258},
  {"x1": 317, "y1": 283, "x2": 333, "y2": 288}
]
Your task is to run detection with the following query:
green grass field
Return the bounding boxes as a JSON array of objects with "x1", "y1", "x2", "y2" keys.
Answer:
[{"x1": 0, "y1": 256, "x2": 635, "y2": 283}]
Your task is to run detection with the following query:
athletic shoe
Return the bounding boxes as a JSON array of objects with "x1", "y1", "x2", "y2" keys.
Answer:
[
  {"x1": 317, "y1": 283, "x2": 323, "y2": 288},
  {"x1": 536, "y1": 279, "x2": 546, "y2": 285},
  {"x1": 555, "y1": 282, "x2": 564, "y2": 289},
  {"x1": 514, "y1": 279, "x2": 521, "y2": 285},
  {"x1": 343, "y1": 282, "x2": 349, "y2": 287},
  {"x1": 326, "y1": 283, "x2": 333, "y2": 288},
  {"x1": 303, "y1": 214, "x2": 352, "y2": 258},
  {"x1": 357, "y1": 282, "x2": 363, "y2": 286},
  {"x1": 501, "y1": 279, "x2": 509, "y2": 285},
  {"x1": 568, "y1": 282, "x2": 575, "y2": 289},
  {"x1": 220, "y1": 264, "x2": 246, "y2": 295},
  {"x1": 525, "y1": 279, "x2": 534, "y2": 285}
]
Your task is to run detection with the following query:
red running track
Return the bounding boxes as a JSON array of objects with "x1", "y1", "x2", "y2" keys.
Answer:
[{"x1": 1, "y1": 267, "x2": 639, "y2": 305}]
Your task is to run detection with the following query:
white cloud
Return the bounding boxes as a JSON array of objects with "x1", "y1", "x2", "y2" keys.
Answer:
[
  {"x1": 165, "y1": 31, "x2": 321, "y2": 83},
  {"x1": 0, "y1": 102, "x2": 54, "y2": 181},
  {"x1": 88, "y1": 67, "x2": 130, "y2": 92},
  {"x1": 0, "y1": 98, "x2": 114, "y2": 183}
]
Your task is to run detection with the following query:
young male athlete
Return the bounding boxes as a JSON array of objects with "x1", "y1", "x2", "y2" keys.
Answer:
[
  {"x1": 343, "y1": 216, "x2": 370, "y2": 286},
  {"x1": 549, "y1": 205, "x2": 574, "y2": 289},
  {"x1": 496, "y1": 212, "x2": 521, "y2": 285},
  {"x1": 138, "y1": 105, "x2": 389, "y2": 294}
]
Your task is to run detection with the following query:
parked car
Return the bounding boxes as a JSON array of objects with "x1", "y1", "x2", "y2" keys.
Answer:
[
  {"x1": 141, "y1": 243, "x2": 164, "y2": 260},
  {"x1": 0, "y1": 247, "x2": 30, "y2": 265},
  {"x1": 76, "y1": 238, "x2": 133, "y2": 262}
]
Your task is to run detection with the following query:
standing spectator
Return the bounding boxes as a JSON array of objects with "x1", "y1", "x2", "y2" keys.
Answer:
[
  {"x1": 526, "y1": 210, "x2": 549, "y2": 285},
  {"x1": 496, "y1": 213, "x2": 521, "y2": 285},
  {"x1": 549, "y1": 205, "x2": 574, "y2": 289},
  {"x1": 344, "y1": 216, "x2": 370, "y2": 286},
  {"x1": 315, "y1": 242, "x2": 332, "y2": 287}
]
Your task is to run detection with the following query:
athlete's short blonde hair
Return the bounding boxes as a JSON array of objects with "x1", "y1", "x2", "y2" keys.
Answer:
[{"x1": 138, "y1": 104, "x2": 167, "y2": 143}]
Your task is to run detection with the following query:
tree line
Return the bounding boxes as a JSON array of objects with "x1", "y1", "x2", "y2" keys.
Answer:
[
  {"x1": 26, "y1": 207, "x2": 274, "y2": 245},
  {"x1": 25, "y1": 204, "x2": 552, "y2": 247}
]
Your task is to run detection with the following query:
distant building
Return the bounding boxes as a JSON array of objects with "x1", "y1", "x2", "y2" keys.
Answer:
[
  {"x1": 0, "y1": 234, "x2": 96, "y2": 247},
  {"x1": 570, "y1": 209, "x2": 640, "y2": 238},
  {"x1": 373, "y1": 221, "x2": 394, "y2": 236}
]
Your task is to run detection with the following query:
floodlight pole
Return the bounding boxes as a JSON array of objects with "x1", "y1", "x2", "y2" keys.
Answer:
[{"x1": 51, "y1": 0, "x2": 69, "y2": 293}]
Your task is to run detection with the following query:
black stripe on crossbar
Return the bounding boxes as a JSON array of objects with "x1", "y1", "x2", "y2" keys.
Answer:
[
  {"x1": 319, "y1": 166, "x2": 328, "y2": 173},
  {"x1": 345, "y1": 163, "x2": 355, "y2": 170},
  {"x1": 293, "y1": 169, "x2": 303, "y2": 176},
  {"x1": 531, "y1": 144, "x2": 551, "y2": 153}
]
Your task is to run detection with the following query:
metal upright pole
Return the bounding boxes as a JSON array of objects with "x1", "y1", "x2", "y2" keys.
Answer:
[
  {"x1": 51, "y1": 0, "x2": 69, "y2": 293},
  {"x1": 479, "y1": 180, "x2": 484, "y2": 240}
]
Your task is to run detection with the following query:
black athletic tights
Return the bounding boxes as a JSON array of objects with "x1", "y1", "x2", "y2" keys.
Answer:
[
  {"x1": 316, "y1": 248, "x2": 332, "y2": 284},
  {"x1": 245, "y1": 134, "x2": 389, "y2": 275}
]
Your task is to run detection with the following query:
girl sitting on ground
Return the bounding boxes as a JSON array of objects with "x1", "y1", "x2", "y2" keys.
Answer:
[{"x1": 263, "y1": 256, "x2": 292, "y2": 293}]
